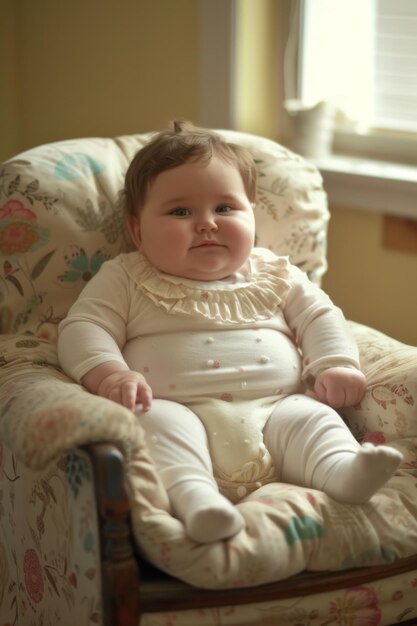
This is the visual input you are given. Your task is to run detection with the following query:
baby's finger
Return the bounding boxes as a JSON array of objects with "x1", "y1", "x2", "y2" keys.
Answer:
[
  {"x1": 137, "y1": 383, "x2": 153, "y2": 411},
  {"x1": 108, "y1": 386, "x2": 122, "y2": 405},
  {"x1": 350, "y1": 384, "x2": 366, "y2": 407},
  {"x1": 327, "y1": 386, "x2": 347, "y2": 408},
  {"x1": 317, "y1": 380, "x2": 345, "y2": 408},
  {"x1": 313, "y1": 380, "x2": 327, "y2": 404},
  {"x1": 121, "y1": 381, "x2": 139, "y2": 410}
]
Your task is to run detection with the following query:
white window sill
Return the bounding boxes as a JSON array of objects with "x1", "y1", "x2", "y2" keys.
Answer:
[{"x1": 312, "y1": 155, "x2": 417, "y2": 220}]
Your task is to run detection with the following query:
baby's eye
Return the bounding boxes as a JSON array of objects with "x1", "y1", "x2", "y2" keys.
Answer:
[
  {"x1": 216, "y1": 205, "x2": 232, "y2": 213},
  {"x1": 170, "y1": 207, "x2": 191, "y2": 217}
]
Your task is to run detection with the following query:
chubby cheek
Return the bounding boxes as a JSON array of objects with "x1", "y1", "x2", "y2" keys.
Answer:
[
  {"x1": 140, "y1": 225, "x2": 187, "y2": 267},
  {"x1": 226, "y1": 220, "x2": 255, "y2": 252}
]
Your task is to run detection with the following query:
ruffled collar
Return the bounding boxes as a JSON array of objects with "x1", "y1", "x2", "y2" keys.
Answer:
[{"x1": 120, "y1": 249, "x2": 290, "y2": 324}]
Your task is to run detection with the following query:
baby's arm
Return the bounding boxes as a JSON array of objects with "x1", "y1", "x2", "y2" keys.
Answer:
[
  {"x1": 314, "y1": 366, "x2": 366, "y2": 408},
  {"x1": 58, "y1": 319, "x2": 153, "y2": 411},
  {"x1": 58, "y1": 257, "x2": 152, "y2": 412},
  {"x1": 283, "y1": 264, "x2": 366, "y2": 408},
  {"x1": 82, "y1": 361, "x2": 152, "y2": 411}
]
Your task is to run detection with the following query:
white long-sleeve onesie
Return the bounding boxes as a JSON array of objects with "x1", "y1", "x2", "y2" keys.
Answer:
[{"x1": 58, "y1": 248, "x2": 360, "y2": 498}]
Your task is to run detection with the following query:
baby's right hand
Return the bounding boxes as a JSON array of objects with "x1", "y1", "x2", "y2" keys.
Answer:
[
  {"x1": 97, "y1": 369, "x2": 152, "y2": 411},
  {"x1": 91, "y1": 368, "x2": 152, "y2": 411}
]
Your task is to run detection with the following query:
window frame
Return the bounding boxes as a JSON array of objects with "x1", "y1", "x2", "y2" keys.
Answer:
[{"x1": 291, "y1": 0, "x2": 417, "y2": 217}]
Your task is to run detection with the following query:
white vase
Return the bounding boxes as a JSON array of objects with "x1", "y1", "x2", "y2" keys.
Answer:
[{"x1": 286, "y1": 100, "x2": 335, "y2": 158}]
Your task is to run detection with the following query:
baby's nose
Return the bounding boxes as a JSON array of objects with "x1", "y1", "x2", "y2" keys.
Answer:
[{"x1": 196, "y1": 215, "x2": 218, "y2": 232}]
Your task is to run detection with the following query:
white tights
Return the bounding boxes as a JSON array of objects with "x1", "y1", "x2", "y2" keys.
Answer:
[{"x1": 138, "y1": 395, "x2": 402, "y2": 543}]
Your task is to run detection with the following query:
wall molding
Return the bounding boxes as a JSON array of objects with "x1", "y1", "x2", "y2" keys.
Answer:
[{"x1": 199, "y1": 0, "x2": 237, "y2": 129}]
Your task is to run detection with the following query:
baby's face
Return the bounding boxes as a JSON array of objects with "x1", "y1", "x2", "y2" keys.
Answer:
[{"x1": 128, "y1": 155, "x2": 255, "y2": 281}]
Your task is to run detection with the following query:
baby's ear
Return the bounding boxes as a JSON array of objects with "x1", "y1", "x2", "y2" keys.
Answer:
[{"x1": 127, "y1": 215, "x2": 142, "y2": 249}]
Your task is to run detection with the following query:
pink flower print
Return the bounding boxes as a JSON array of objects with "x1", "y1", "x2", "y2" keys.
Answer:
[
  {"x1": 392, "y1": 590, "x2": 403, "y2": 600},
  {"x1": 0, "y1": 221, "x2": 39, "y2": 255},
  {"x1": 363, "y1": 431, "x2": 386, "y2": 446},
  {"x1": 329, "y1": 586, "x2": 381, "y2": 626},
  {"x1": 3, "y1": 260, "x2": 14, "y2": 276},
  {"x1": 28, "y1": 407, "x2": 81, "y2": 454},
  {"x1": 0, "y1": 199, "x2": 36, "y2": 221},
  {"x1": 68, "y1": 572, "x2": 78, "y2": 588},
  {"x1": 305, "y1": 492, "x2": 317, "y2": 507},
  {"x1": 23, "y1": 548, "x2": 44, "y2": 604},
  {"x1": 0, "y1": 199, "x2": 48, "y2": 256},
  {"x1": 221, "y1": 392, "x2": 233, "y2": 402}
]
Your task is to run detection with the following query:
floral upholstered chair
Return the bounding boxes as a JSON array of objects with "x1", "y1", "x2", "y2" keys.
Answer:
[{"x1": 1, "y1": 131, "x2": 417, "y2": 626}]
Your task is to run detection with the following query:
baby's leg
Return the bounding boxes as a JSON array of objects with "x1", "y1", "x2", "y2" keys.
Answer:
[
  {"x1": 263, "y1": 394, "x2": 402, "y2": 504},
  {"x1": 138, "y1": 399, "x2": 244, "y2": 542}
]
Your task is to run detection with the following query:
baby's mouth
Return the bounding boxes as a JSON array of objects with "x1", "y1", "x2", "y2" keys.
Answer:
[{"x1": 192, "y1": 241, "x2": 221, "y2": 248}]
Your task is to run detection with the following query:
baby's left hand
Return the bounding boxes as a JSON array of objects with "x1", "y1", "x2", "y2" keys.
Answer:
[{"x1": 314, "y1": 367, "x2": 367, "y2": 408}]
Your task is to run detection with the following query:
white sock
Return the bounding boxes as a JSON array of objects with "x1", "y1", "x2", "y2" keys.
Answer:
[
  {"x1": 168, "y1": 479, "x2": 245, "y2": 543},
  {"x1": 319, "y1": 443, "x2": 403, "y2": 504}
]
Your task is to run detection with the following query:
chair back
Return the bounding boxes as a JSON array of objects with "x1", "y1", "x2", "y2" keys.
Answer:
[{"x1": 0, "y1": 131, "x2": 329, "y2": 339}]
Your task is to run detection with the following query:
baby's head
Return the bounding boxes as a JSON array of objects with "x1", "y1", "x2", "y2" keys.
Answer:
[
  {"x1": 123, "y1": 120, "x2": 257, "y2": 218},
  {"x1": 122, "y1": 121, "x2": 258, "y2": 281}
]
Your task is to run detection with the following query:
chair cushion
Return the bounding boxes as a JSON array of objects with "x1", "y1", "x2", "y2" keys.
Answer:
[{"x1": 0, "y1": 322, "x2": 417, "y2": 590}]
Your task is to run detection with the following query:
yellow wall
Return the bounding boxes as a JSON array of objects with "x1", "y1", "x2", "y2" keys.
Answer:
[
  {"x1": 0, "y1": 0, "x2": 20, "y2": 160},
  {"x1": 322, "y1": 210, "x2": 417, "y2": 347},
  {"x1": 0, "y1": 0, "x2": 201, "y2": 161},
  {"x1": 235, "y1": 0, "x2": 283, "y2": 138},
  {"x1": 1, "y1": 0, "x2": 415, "y2": 345}
]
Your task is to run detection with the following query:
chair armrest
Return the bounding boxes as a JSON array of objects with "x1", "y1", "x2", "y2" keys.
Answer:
[{"x1": 85, "y1": 443, "x2": 141, "y2": 626}]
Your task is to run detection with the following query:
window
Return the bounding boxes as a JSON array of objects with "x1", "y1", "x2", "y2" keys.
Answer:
[
  {"x1": 284, "y1": 0, "x2": 417, "y2": 218},
  {"x1": 290, "y1": 0, "x2": 417, "y2": 133},
  {"x1": 285, "y1": 0, "x2": 417, "y2": 161},
  {"x1": 374, "y1": 0, "x2": 417, "y2": 132}
]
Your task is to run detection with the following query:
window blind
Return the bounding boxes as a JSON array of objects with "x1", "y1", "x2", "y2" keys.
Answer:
[
  {"x1": 291, "y1": 0, "x2": 417, "y2": 133},
  {"x1": 375, "y1": 0, "x2": 417, "y2": 131}
]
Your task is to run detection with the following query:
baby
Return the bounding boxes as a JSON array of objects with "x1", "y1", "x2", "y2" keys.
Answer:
[{"x1": 58, "y1": 121, "x2": 403, "y2": 543}]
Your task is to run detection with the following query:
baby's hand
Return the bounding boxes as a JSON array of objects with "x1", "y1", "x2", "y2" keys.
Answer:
[
  {"x1": 314, "y1": 367, "x2": 366, "y2": 408},
  {"x1": 96, "y1": 369, "x2": 152, "y2": 412}
]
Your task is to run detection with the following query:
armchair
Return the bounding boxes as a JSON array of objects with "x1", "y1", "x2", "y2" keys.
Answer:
[{"x1": 1, "y1": 131, "x2": 417, "y2": 626}]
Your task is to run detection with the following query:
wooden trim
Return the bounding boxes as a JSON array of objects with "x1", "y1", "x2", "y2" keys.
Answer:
[
  {"x1": 383, "y1": 216, "x2": 417, "y2": 254},
  {"x1": 86, "y1": 443, "x2": 141, "y2": 626},
  {"x1": 313, "y1": 154, "x2": 417, "y2": 220},
  {"x1": 199, "y1": 0, "x2": 237, "y2": 128},
  {"x1": 139, "y1": 554, "x2": 417, "y2": 613}
]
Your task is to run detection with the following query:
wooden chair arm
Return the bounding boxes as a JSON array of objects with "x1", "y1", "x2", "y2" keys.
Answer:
[{"x1": 85, "y1": 442, "x2": 141, "y2": 626}]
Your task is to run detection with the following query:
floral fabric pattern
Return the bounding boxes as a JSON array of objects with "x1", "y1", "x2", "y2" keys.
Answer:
[
  {"x1": 0, "y1": 442, "x2": 102, "y2": 625},
  {"x1": 1, "y1": 133, "x2": 416, "y2": 625},
  {"x1": 140, "y1": 574, "x2": 417, "y2": 625}
]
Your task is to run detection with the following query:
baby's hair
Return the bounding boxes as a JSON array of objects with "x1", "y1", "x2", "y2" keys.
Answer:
[{"x1": 122, "y1": 120, "x2": 257, "y2": 217}]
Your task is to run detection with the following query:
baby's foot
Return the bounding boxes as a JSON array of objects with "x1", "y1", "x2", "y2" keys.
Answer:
[
  {"x1": 323, "y1": 443, "x2": 403, "y2": 504},
  {"x1": 169, "y1": 481, "x2": 245, "y2": 543},
  {"x1": 187, "y1": 501, "x2": 245, "y2": 543}
]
